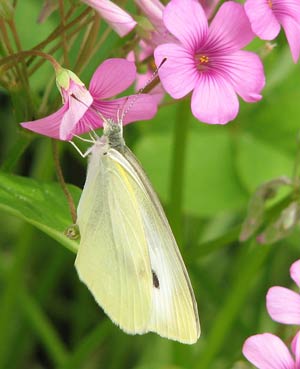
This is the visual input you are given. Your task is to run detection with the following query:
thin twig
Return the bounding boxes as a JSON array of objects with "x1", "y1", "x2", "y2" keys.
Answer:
[
  {"x1": 52, "y1": 140, "x2": 77, "y2": 224},
  {"x1": 27, "y1": 15, "x2": 94, "y2": 76}
]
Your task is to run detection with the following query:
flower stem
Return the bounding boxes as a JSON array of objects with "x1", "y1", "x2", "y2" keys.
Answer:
[
  {"x1": 0, "y1": 224, "x2": 34, "y2": 368},
  {"x1": 52, "y1": 140, "x2": 77, "y2": 224},
  {"x1": 58, "y1": 0, "x2": 70, "y2": 67},
  {"x1": 30, "y1": 7, "x2": 92, "y2": 54},
  {"x1": 194, "y1": 240, "x2": 272, "y2": 369},
  {"x1": 73, "y1": 14, "x2": 101, "y2": 74},
  {"x1": 28, "y1": 15, "x2": 93, "y2": 76},
  {"x1": 168, "y1": 98, "x2": 191, "y2": 246},
  {"x1": 20, "y1": 288, "x2": 69, "y2": 367},
  {"x1": 0, "y1": 49, "x2": 61, "y2": 72}
]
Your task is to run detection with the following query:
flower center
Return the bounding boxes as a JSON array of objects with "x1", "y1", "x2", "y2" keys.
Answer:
[
  {"x1": 195, "y1": 54, "x2": 210, "y2": 71},
  {"x1": 199, "y1": 55, "x2": 209, "y2": 64},
  {"x1": 267, "y1": 0, "x2": 272, "y2": 8}
]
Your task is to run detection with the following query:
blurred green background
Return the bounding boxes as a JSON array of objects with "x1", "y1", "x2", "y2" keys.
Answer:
[{"x1": 0, "y1": 1, "x2": 300, "y2": 368}]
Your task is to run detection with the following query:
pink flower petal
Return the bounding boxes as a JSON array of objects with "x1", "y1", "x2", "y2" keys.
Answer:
[
  {"x1": 207, "y1": 2, "x2": 254, "y2": 52},
  {"x1": 290, "y1": 260, "x2": 300, "y2": 288},
  {"x1": 291, "y1": 331, "x2": 300, "y2": 366},
  {"x1": 245, "y1": 0, "x2": 281, "y2": 39},
  {"x1": 243, "y1": 333, "x2": 295, "y2": 369},
  {"x1": 220, "y1": 50, "x2": 265, "y2": 102},
  {"x1": 274, "y1": 0, "x2": 300, "y2": 23},
  {"x1": 135, "y1": 0, "x2": 164, "y2": 27},
  {"x1": 200, "y1": 0, "x2": 220, "y2": 19},
  {"x1": 59, "y1": 94, "x2": 92, "y2": 140},
  {"x1": 89, "y1": 59, "x2": 136, "y2": 99},
  {"x1": 81, "y1": 0, "x2": 136, "y2": 37},
  {"x1": 91, "y1": 94, "x2": 157, "y2": 127},
  {"x1": 154, "y1": 43, "x2": 198, "y2": 99},
  {"x1": 267, "y1": 286, "x2": 300, "y2": 324},
  {"x1": 163, "y1": 0, "x2": 208, "y2": 50},
  {"x1": 76, "y1": 109, "x2": 102, "y2": 135},
  {"x1": 20, "y1": 106, "x2": 67, "y2": 140},
  {"x1": 280, "y1": 16, "x2": 300, "y2": 63},
  {"x1": 191, "y1": 73, "x2": 239, "y2": 124}
]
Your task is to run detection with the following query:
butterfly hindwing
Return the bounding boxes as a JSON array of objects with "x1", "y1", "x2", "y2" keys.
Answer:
[{"x1": 75, "y1": 145, "x2": 153, "y2": 333}]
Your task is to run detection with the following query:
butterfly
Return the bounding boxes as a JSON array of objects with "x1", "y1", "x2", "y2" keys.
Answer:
[{"x1": 73, "y1": 116, "x2": 200, "y2": 344}]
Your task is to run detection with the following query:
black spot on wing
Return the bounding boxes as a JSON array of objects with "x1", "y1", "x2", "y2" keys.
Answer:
[{"x1": 152, "y1": 270, "x2": 160, "y2": 289}]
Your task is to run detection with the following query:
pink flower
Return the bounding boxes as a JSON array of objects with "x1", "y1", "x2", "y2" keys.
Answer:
[
  {"x1": 22, "y1": 67, "x2": 93, "y2": 141},
  {"x1": 154, "y1": 0, "x2": 265, "y2": 124},
  {"x1": 245, "y1": 0, "x2": 300, "y2": 63},
  {"x1": 243, "y1": 331, "x2": 300, "y2": 369},
  {"x1": 81, "y1": 0, "x2": 136, "y2": 37},
  {"x1": 135, "y1": 0, "x2": 175, "y2": 47},
  {"x1": 21, "y1": 59, "x2": 157, "y2": 141},
  {"x1": 267, "y1": 259, "x2": 300, "y2": 325}
]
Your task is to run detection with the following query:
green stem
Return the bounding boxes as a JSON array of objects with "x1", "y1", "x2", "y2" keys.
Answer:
[
  {"x1": 58, "y1": 322, "x2": 110, "y2": 369},
  {"x1": 7, "y1": 19, "x2": 35, "y2": 118},
  {"x1": 188, "y1": 225, "x2": 241, "y2": 261},
  {"x1": 168, "y1": 98, "x2": 191, "y2": 245},
  {"x1": 292, "y1": 131, "x2": 300, "y2": 191},
  {"x1": 30, "y1": 7, "x2": 91, "y2": 53},
  {"x1": 58, "y1": 0, "x2": 70, "y2": 68},
  {"x1": 52, "y1": 140, "x2": 77, "y2": 224},
  {"x1": 194, "y1": 241, "x2": 272, "y2": 369},
  {"x1": 73, "y1": 15, "x2": 101, "y2": 74},
  {"x1": 0, "y1": 224, "x2": 34, "y2": 368},
  {"x1": 28, "y1": 15, "x2": 94, "y2": 76},
  {"x1": 0, "y1": 49, "x2": 61, "y2": 72},
  {"x1": 20, "y1": 289, "x2": 69, "y2": 367},
  {"x1": 0, "y1": 19, "x2": 19, "y2": 80}
]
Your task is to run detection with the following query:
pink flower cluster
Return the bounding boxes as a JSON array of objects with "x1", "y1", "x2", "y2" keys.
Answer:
[
  {"x1": 21, "y1": 0, "x2": 300, "y2": 139},
  {"x1": 243, "y1": 260, "x2": 300, "y2": 369}
]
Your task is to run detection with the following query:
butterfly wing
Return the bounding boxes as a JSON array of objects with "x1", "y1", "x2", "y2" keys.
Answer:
[
  {"x1": 75, "y1": 145, "x2": 153, "y2": 333},
  {"x1": 111, "y1": 147, "x2": 200, "y2": 344}
]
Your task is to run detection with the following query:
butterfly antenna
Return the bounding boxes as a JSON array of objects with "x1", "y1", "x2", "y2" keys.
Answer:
[
  {"x1": 87, "y1": 125, "x2": 99, "y2": 141},
  {"x1": 121, "y1": 57, "x2": 167, "y2": 121}
]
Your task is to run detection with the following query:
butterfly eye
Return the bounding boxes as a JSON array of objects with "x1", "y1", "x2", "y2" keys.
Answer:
[{"x1": 152, "y1": 270, "x2": 160, "y2": 289}]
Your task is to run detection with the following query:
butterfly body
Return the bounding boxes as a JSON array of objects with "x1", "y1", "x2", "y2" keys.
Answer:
[{"x1": 75, "y1": 119, "x2": 200, "y2": 344}]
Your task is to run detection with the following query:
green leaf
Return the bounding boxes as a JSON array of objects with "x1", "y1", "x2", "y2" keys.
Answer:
[
  {"x1": 236, "y1": 134, "x2": 294, "y2": 192},
  {"x1": 240, "y1": 53, "x2": 300, "y2": 156},
  {"x1": 0, "y1": 171, "x2": 80, "y2": 253},
  {"x1": 135, "y1": 126, "x2": 247, "y2": 217}
]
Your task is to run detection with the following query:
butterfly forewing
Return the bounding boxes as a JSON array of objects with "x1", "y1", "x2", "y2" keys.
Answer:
[{"x1": 109, "y1": 148, "x2": 200, "y2": 344}]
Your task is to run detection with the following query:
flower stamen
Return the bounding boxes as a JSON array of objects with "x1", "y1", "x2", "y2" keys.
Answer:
[
  {"x1": 199, "y1": 55, "x2": 209, "y2": 64},
  {"x1": 195, "y1": 54, "x2": 209, "y2": 71}
]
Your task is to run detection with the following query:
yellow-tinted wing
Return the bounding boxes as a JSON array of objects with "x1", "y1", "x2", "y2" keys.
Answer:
[{"x1": 75, "y1": 145, "x2": 153, "y2": 333}]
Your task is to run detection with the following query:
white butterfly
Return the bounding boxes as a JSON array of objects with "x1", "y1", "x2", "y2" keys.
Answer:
[{"x1": 73, "y1": 117, "x2": 200, "y2": 344}]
